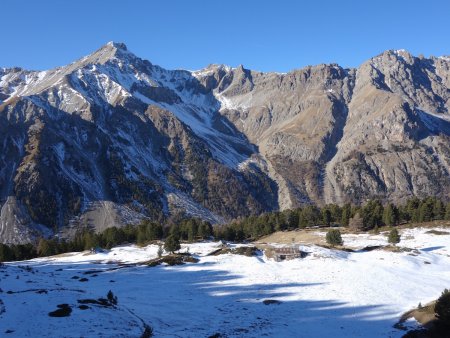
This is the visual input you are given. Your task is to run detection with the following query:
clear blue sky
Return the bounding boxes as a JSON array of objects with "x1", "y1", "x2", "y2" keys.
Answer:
[{"x1": 2, "y1": 0, "x2": 449, "y2": 72}]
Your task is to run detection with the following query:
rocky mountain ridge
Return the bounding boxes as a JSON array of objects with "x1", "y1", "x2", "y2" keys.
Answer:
[{"x1": 0, "y1": 42, "x2": 449, "y2": 243}]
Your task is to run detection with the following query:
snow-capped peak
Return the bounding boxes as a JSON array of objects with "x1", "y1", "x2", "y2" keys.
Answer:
[
  {"x1": 393, "y1": 49, "x2": 408, "y2": 55},
  {"x1": 80, "y1": 41, "x2": 136, "y2": 66},
  {"x1": 106, "y1": 41, "x2": 128, "y2": 51}
]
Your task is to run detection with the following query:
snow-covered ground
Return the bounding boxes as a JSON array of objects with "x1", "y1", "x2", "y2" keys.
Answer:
[{"x1": 1, "y1": 227, "x2": 449, "y2": 337}]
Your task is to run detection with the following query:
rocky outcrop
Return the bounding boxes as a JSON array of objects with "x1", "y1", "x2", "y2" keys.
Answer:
[
  {"x1": 324, "y1": 51, "x2": 450, "y2": 204},
  {"x1": 0, "y1": 196, "x2": 52, "y2": 244},
  {"x1": 197, "y1": 51, "x2": 449, "y2": 208}
]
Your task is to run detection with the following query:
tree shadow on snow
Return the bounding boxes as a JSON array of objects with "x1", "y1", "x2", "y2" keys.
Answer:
[
  {"x1": 67, "y1": 259, "x2": 412, "y2": 338},
  {"x1": 420, "y1": 246, "x2": 445, "y2": 252}
]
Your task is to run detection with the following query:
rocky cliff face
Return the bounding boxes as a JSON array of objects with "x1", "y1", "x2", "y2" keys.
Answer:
[
  {"x1": 324, "y1": 51, "x2": 450, "y2": 205},
  {"x1": 0, "y1": 43, "x2": 449, "y2": 243}
]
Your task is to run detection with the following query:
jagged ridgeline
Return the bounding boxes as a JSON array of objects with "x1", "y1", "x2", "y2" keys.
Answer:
[{"x1": 0, "y1": 43, "x2": 449, "y2": 244}]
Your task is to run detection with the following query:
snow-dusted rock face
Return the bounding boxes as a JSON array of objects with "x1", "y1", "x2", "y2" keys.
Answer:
[
  {"x1": 0, "y1": 42, "x2": 449, "y2": 243},
  {"x1": 0, "y1": 42, "x2": 277, "y2": 243}
]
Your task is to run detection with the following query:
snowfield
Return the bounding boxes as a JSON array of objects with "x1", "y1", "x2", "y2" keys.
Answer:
[{"x1": 1, "y1": 227, "x2": 449, "y2": 337}]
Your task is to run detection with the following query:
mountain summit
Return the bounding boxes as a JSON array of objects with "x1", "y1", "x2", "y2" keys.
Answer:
[{"x1": 0, "y1": 43, "x2": 449, "y2": 243}]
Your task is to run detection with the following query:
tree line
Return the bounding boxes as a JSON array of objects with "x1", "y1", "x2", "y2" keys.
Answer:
[
  {"x1": 0, "y1": 218, "x2": 212, "y2": 262},
  {"x1": 214, "y1": 196, "x2": 450, "y2": 241},
  {"x1": 1, "y1": 196, "x2": 449, "y2": 262}
]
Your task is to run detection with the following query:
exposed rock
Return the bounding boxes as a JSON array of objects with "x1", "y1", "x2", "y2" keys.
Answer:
[
  {"x1": 0, "y1": 43, "x2": 449, "y2": 243},
  {"x1": 0, "y1": 196, "x2": 52, "y2": 244}
]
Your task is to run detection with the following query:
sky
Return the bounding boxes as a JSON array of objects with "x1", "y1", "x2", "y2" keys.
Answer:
[{"x1": 2, "y1": 0, "x2": 450, "y2": 73}]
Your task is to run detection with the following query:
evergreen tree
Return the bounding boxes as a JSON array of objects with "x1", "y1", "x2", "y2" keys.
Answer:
[
  {"x1": 322, "y1": 208, "x2": 332, "y2": 227},
  {"x1": 102, "y1": 227, "x2": 126, "y2": 249},
  {"x1": 433, "y1": 199, "x2": 446, "y2": 220},
  {"x1": 302, "y1": 205, "x2": 321, "y2": 227},
  {"x1": 326, "y1": 229, "x2": 343, "y2": 246},
  {"x1": 388, "y1": 228, "x2": 400, "y2": 245},
  {"x1": 341, "y1": 203, "x2": 351, "y2": 227},
  {"x1": 146, "y1": 222, "x2": 163, "y2": 241},
  {"x1": 418, "y1": 199, "x2": 434, "y2": 222},
  {"x1": 225, "y1": 226, "x2": 238, "y2": 241},
  {"x1": 361, "y1": 200, "x2": 383, "y2": 230},
  {"x1": 406, "y1": 197, "x2": 421, "y2": 222},
  {"x1": 197, "y1": 222, "x2": 212, "y2": 239},
  {"x1": 169, "y1": 224, "x2": 181, "y2": 240},
  {"x1": 285, "y1": 210, "x2": 299, "y2": 229},
  {"x1": 328, "y1": 204, "x2": 342, "y2": 224},
  {"x1": 136, "y1": 225, "x2": 148, "y2": 245},
  {"x1": 298, "y1": 209, "x2": 308, "y2": 228},
  {"x1": 37, "y1": 238, "x2": 53, "y2": 257},
  {"x1": 383, "y1": 204, "x2": 399, "y2": 226},
  {"x1": 398, "y1": 204, "x2": 410, "y2": 223},
  {"x1": 164, "y1": 235, "x2": 180, "y2": 253},
  {"x1": 0, "y1": 243, "x2": 13, "y2": 262},
  {"x1": 435, "y1": 289, "x2": 450, "y2": 327},
  {"x1": 184, "y1": 219, "x2": 198, "y2": 242},
  {"x1": 445, "y1": 203, "x2": 450, "y2": 220},
  {"x1": 83, "y1": 231, "x2": 99, "y2": 250}
]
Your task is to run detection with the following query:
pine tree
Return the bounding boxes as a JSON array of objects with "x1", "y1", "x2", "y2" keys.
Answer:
[
  {"x1": 284, "y1": 210, "x2": 298, "y2": 229},
  {"x1": 136, "y1": 226, "x2": 148, "y2": 245},
  {"x1": 0, "y1": 243, "x2": 13, "y2": 262},
  {"x1": 187, "y1": 224, "x2": 195, "y2": 242},
  {"x1": 164, "y1": 235, "x2": 180, "y2": 253},
  {"x1": 383, "y1": 204, "x2": 399, "y2": 226},
  {"x1": 298, "y1": 209, "x2": 308, "y2": 228},
  {"x1": 341, "y1": 203, "x2": 351, "y2": 227},
  {"x1": 147, "y1": 222, "x2": 163, "y2": 240},
  {"x1": 406, "y1": 197, "x2": 421, "y2": 222},
  {"x1": 433, "y1": 200, "x2": 446, "y2": 220},
  {"x1": 388, "y1": 228, "x2": 400, "y2": 245},
  {"x1": 322, "y1": 209, "x2": 332, "y2": 227},
  {"x1": 383, "y1": 204, "x2": 394, "y2": 226},
  {"x1": 418, "y1": 198, "x2": 434, "y2": 222},
  {"x1": 37, "y1": 238, "x2": 54, "y2": 257},
  {"x1": 83, "y1": 231, "x2": 99, "y2": 250},
  {"x1": 302, "y1": 205, "x2": 321, "y2": 227},
  {"x1": 435, "y1": 289, "x2": 450, "y2": 327},
  {"x1": 329, "y1": 204, "x2": 342, "y2": 224},
  {"x1": 326, "y1": 229, "x2": 343, "y2": 246},
  {"x1": 444, "y1": 203, "x2": 450, "y2": 220},
  {"x1": 361, "y1": 200, "x2": 383, "y2": 230},
  {"x1": 169, "y1": 224, "x2": 181, "y2": 240}
]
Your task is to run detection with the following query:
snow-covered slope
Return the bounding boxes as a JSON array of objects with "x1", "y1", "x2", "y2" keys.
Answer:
[{"x1": 1, "y1": 227, "x2": 449, "y2": 337}]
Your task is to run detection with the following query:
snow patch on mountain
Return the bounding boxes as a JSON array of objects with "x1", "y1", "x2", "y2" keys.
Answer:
[
  {"x1": 418, "y1": 109, "x2": 450, "y2": 133},
  {"x1": 167, "y1": 192, "x2": 224, "y2": 224}
]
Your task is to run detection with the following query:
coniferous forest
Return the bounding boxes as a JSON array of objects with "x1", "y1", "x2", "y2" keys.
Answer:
[{"x1": 1, "y1": 196, "x2": 449, "y2": 262}]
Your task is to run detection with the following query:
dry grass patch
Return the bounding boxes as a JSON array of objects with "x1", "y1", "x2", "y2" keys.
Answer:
[
  {"x1": 255, "y1": 229, "x2": 325, "y2": 245},
  {"x1": 425, "y1": 230, "x2": 450, "y2": 236},
  {"x1": 397, "y1": 301, "x2": 437, "y2": 330}
]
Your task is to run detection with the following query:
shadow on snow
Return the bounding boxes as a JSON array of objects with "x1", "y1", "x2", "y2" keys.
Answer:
[{"x1": 7, "y1": 258, "x2": 412, "y2": 338}]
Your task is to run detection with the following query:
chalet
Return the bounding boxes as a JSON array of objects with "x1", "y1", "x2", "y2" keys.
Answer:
[{"x1": 273, "y1": 247, "x2": 303, "y2": 262}]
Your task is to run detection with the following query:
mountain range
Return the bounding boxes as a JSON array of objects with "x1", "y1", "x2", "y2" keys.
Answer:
[{"x1": 1, "y1": 42, "x2": 449, "y2": 244}]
